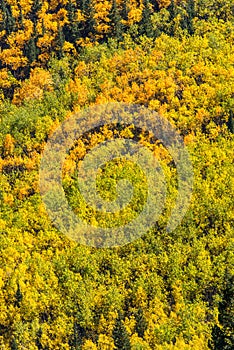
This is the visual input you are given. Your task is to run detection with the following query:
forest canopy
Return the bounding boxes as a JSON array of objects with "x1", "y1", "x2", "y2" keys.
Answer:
[{"x1": 0, "y1": 0, "x2": 234, "y2": 349}]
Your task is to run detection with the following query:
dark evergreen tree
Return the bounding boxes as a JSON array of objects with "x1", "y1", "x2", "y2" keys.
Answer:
[
  {"x1": 210, "y1": 274, "x2": 234, "y2": 350},
  {"x1": 112, "y1": 313, "x2": 131, "y2": 350},
  {"x1": 139, "y1": 0, "x2": 154, "y2": 38},
  {"x1": 80, "y1": 0, "x2": 96, "y2": 40},
  {"x1": 42, "y1": 18, "x2": 46, "y2": 36},
  {"x1": 56, "y1": 23, "x2": 65, "y2": 59},
  {"x1": 121, "y1": 0, "x2": 129, "y2": 22},
  {"x1": 227, "y1": 112, "x2": 234, "y2": 134},
  {"x1": 29, "y1": 0, "x2": 42, "y2": 24},
  {"x1": 17, "y1": 0, "x2": 24, "y2": 29},
  {"x1": 11, "y1": 339, "x2": 18, "y2": 350},
  {"x1": 64, "y1": 1, "x2": 81, "y2": 44},
  {"x1": 184, "y1": 0, "x2": 195, "y2": 34},
  {"x1": 69, "y1": 321, "x2": 86, "y2": 350},
  {"x1": 35, "y1": 328, "x2": 43, "y2": 350},
  {"x1": 109, "y1": 0, "x2": 123, "y2": 41},
  {"x1": 135, "y1": 308, "x2": 148, "y2": 338},
  {"x1": 1, "y1": 1, "x2": 16, "y2": 35},
  {"x1": 14, "y1": 283, "x2": 23, "y2": 308},
  {"x1": 23, "y1": 37, "x2": 38, "y2": 64},
  {"x1": 168, "y1": 0, "x2": 177, "y2": 36}
]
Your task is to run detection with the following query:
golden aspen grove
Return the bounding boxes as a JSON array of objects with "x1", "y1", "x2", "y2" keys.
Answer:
[{"x1": 0, "y1": 0, "x2": 234, "y2": 349}]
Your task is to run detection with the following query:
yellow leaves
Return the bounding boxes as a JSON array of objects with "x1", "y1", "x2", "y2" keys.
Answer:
[
  {"x1": 70, "y1": 139, "x2": 87, "y2": 160},
  {"x1": 134, "y1": 286, "x2": 147, "y2": 308},
  {"x1": 171, "y1": 280, "x2": 185, "y2": 313},
  {"x1": 37, "y1": 33, "x2": 55, "y2": 49},
  {"x1": 76, "y1": 37, "x2": 97, "y2": 47},
  {"x1": 97, "y1": 311, "x2": 117, "y2": 335},
  {"x1": 95, "y1": 23, "x2": 110, "y2": 34},
  {"x1": 67, "y1": 78, "x2": 90, "y2": 106},
  {"x1": 157, "y1": 0, "x2": 171, "y2": 9},
  {"x1": 127, "y1": 7, "x2": 143, "y2": 25},
  {"x1": 123, "y1": 315, "x2": 136, "y2": 335},
  {"x1": 0, "y1": 219, "x2": 6, "y2": 230},
  {"x1": 119, "y1": 125, "x2": 134, "y2": 139},
  {"x1": 196, "y1": 108, "x2": 209, "y2": 124},
  {"x1": 13, "y1": 68, "x2": 53, "y2": 105},
  {"x1": 0, "y1": 47, "x2": 28, "y2": 70},
  {"x1": 3, "y1": 134, "x2": 15, "y2": 157},
  {"x1": 63, "y1": 158, "x2": 76, "y2": 178},
  {"x1": 19, "y1": 0, "x2": 33, "y2": 15},
  {"x1": 56, "y1": 8, "x2": 69, "y2": 26},
  {"x1": 130, "y1": 334, "x2": 151, "y2": 349},
  {"x1": 7, "y1": 23, "x2": 33, "y2": 47},
  {"x1": 63, "y1": 41, "x2": 76, "y2": 55},
  {"x1": 93, "y1": 0, "x2": 111, "y2": 36},
  {"x1": 184, "y1": 133, "x2": 195, "y2": 145},
  {"x1": 97, "y1": 334, "x2": 115, "y2": 350},
  {"x1": 94, "y1": 1, "x2": 112, "y2": 24},
  {"x1": 77, "y1": 9, "x2": 86, "y2": 22},
  {"x1": 3, "y1": 193, "x2": 14, "y2": 206},
  {"x1": 17, "y1": 186, "x2": 30, "y2": 200},
  {"x1": 82, "y1": 340, "x2": 97, "y2": 349},
  {"x1": 74, "y1": 61, "x2": 88, "y2": 78}
]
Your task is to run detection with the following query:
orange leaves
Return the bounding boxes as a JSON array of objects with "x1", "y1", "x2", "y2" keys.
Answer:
[
  {"x1": 67, "y1": 78, "x2": 90, "y2": 106},
  {"x1": 94, "y1": 0, "x2": 112, "y2": 36},
  {"x1": 55, "y1": 8, "x2": 69, "y2": 26},
  {"x1": 157, "y1": 0, "x2": 171, "y2": 8},
  {"x1": 13, "y1": 68, "x2": 53, "y2": 104},
  {"x1": 127, "y1": 0, "x2": 144, "y2": 25},
  {"x1": 3, "y1": 134, "x2": 15, "y2": 157},
  {"x1": 0, "y1": 47, "x2": 28, "y2": 70},
  {"x1": 0, "y1": 69, "x2": 17, "y2": 89}
]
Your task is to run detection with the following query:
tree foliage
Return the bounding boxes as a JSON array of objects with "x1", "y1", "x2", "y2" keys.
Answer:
[{"x1": 0, "y1": 1, "x2": 233, "y2": 349}]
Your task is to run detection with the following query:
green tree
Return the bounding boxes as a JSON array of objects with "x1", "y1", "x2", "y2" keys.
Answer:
[
  {"x1": 69, "y1": 321, "x2": 86, "y2": 349},
  {"x1": 227, "y1": 112, "x2": 234, "y2": 134},
  {"x1": 14, "y1": 283, "x2": 23, "y2": 308},
  {"x1": 112, "y1": 313, "x2": 131, "y2": 350},
  {"x1": 135, "y1": 308, "x2": 148, "y2": 338},
  {"x1": 81, "y1": 0, "x2": 96, "y2": 39},
  {"x1": 11, "y1": 339, "x2": 18, "y2": 350},
  {"x1": 210, "y1": 274, "x2": 234, "y2": 350},
  {"x1": 109, "y1": 0, "x2": 123, "y2": 41},
  {"x1": 64, "y1": 0, "x2": 81, "y2": 45},
  {"x1": 139, "y1": 0, "x2": 154, "y2": 38},
  {"x1": 23, "y1": 36, "x2": 38, "y2": 65},
  {"x1": 56, "y1": 23, "x2": 65, "y2": 59},
  {"x1": 1, "y1": 0, "x2": 16, "y2": 35}
]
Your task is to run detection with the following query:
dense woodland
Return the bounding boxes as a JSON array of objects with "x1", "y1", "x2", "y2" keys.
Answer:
[{"x1": 0, "y1": 0, "x2": 234, "y2": 349}]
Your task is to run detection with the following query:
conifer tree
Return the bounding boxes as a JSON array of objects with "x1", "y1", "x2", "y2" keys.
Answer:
[
  {"x1": 135, "y1": 308, "x2": 148, "y2": 338},
  {"x1": 36, "y1": 328, "x2": 43, "y2": 350},
  {"x1": 112, "y1": 313, "x2": 131, "y2": 350},
  {"x1": 11, "y1": 339, "x2": 18, "y2": 350},
  {"x1": 64, "y1": 1, "x2": 80, "y2": 44},
  {"x1": 210, "y1": 274, "x2": 234, "y2": 349},
  {"x1": 56, "y1": 23, "x2": 65, "y2": 59},
  {"x1": 121, "y1": 0, "x2": 129, "y2": 22},
  {"x1": 24, "y1": 37, "x2": 38, "y2": 64},
  {"x1": 139, "y1": 0, "x2": 154, "y2": 38},
  {"x1": 1, "y1": 1, "x2": 16, "y2": 35},
  {"x1": 227, "y1": 112, "x2": 234, "y2": 134},
  {"x1": 184, "y1": 0, "x2": 195, "y2": 34},
  {"x1": 109, "y1": 0, "x2": 123, "y2": 41},
  {"x1": 81, "y1": 0, "x2": 96, "y2": 39},
  {"x1": 30, "y1": 0, "x2": 42, "y2": 24},
  {"x1": 17, "y1": 0, "x2": 24, "y2": 30},
  {"x1": 69, "y1": 321, "x2": 86, "y2": 349},
  {"x1": 168, "y1": 0, "x2": 177, "y2": 36},
  {"x1": 14, "y1": 283, "x2": 23, "y2": 308}
]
